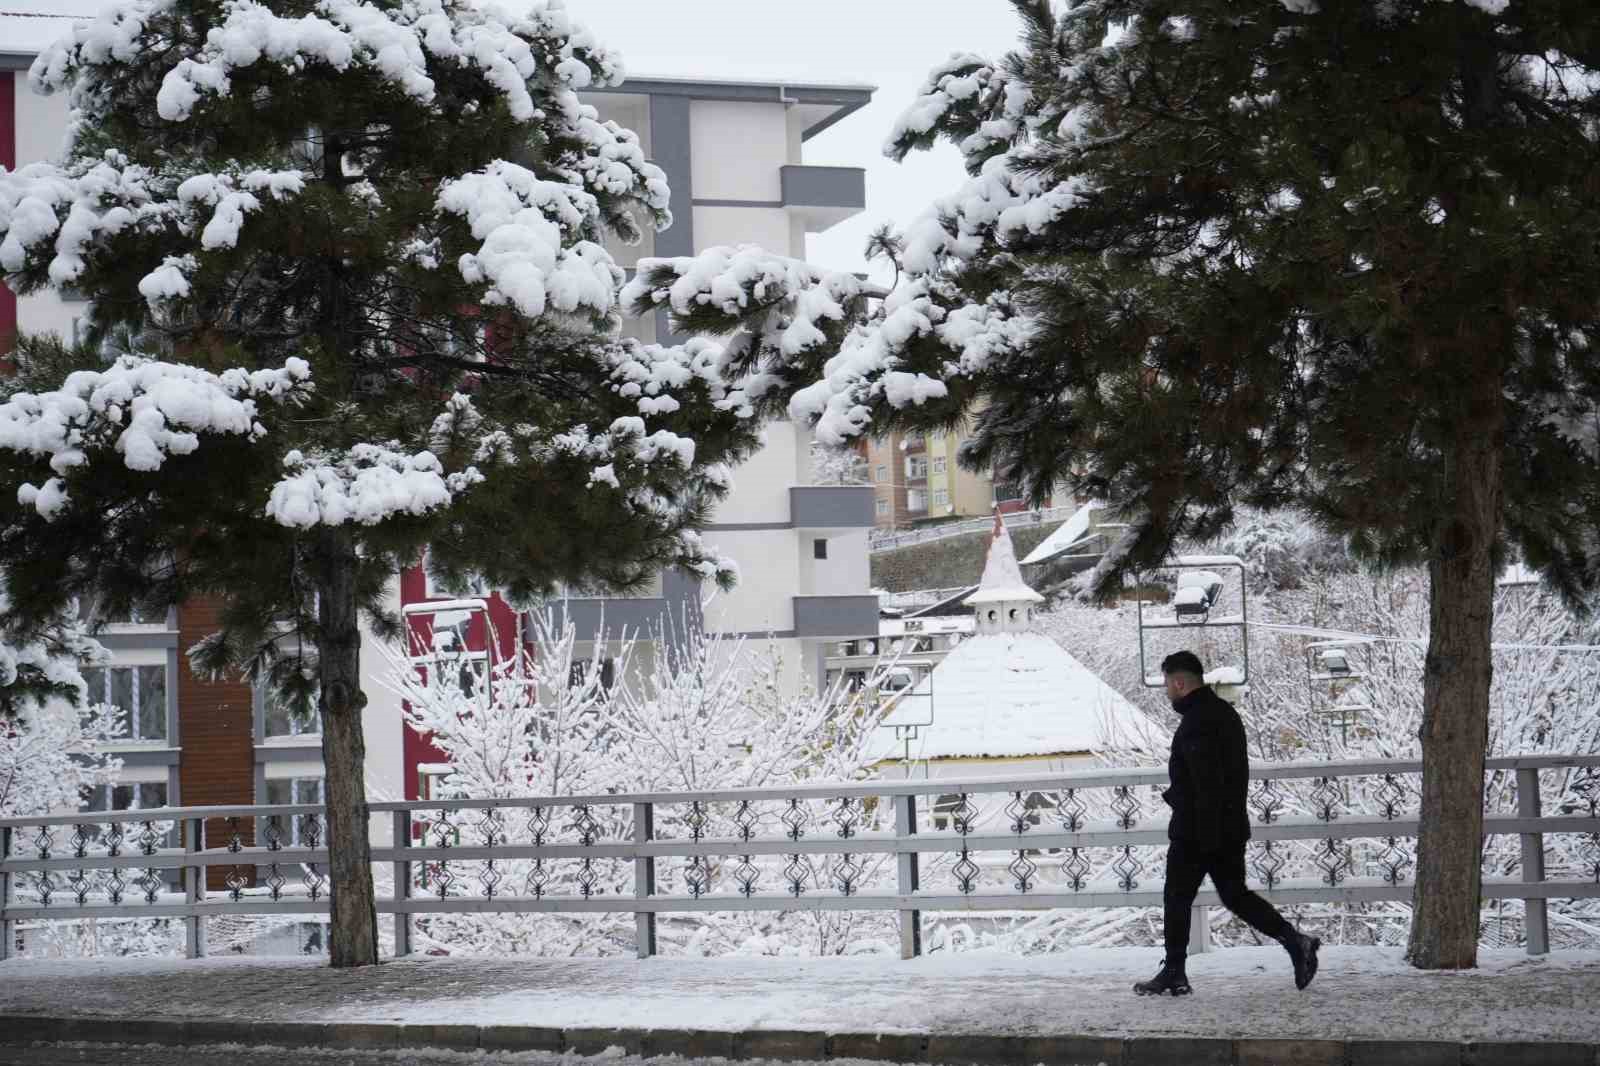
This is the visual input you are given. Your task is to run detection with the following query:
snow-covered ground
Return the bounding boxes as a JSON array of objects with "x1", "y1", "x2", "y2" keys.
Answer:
[{"x1": 3, "y1": 946, "x2": 1599, "y2": 1045}]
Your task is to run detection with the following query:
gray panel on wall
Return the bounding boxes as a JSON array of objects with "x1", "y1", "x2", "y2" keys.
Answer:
[
  {"x1": 780, "y1": 165, "x2": 867, "y2": 211},
  {"x1": 790, "y1": 486, "x2": 875, "y2": 530},
  {"x1": 648, "y1": 93, "x2": 694, "y2": 345},
  {"x1": 535, "y1": 597, "x2": 672, "y2": 644},
  {"x1": 792, "y1": 595, "x2": 881, "y2": 638}
]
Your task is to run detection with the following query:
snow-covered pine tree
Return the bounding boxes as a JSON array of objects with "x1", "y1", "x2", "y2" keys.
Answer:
[
  {"x1": 0, "y1": 0, "x2": 760, "y2": 966},
  {"x1": 626, "y1": 0, "x2": 1600, "y2": 969}
]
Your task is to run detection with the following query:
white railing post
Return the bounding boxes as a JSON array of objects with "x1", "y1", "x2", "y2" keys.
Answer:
[
  {"x1": 392, "y1": 810, "x2": 412, "y2": 958},
  {"x1": 0, "y1": 826, "x2": 12, "y2": 961},
  {"x1": 634, "y1": 802, "x2": 656, "y2": 958},
  {"x1": 1516, "y1": 767, "x2": 1549, "y2": 955},
  {"x1": 1189, "y1": 904, "x2": 1210, "y2": 954},
  {"x1": 894, "y1": 794, "x2": 921, "y2": 959},
  {"x1": 184, "y1": 817, "x2": 207, "y2": 959}
]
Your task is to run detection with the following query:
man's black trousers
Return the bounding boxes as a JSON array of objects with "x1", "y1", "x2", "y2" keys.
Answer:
[{"x1": 1163, "y1": 838, "x2": 1293, "y2": 959}]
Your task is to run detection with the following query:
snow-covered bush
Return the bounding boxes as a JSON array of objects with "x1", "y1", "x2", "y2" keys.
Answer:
[{"x1": 385, "y1": 608, "x2": 899, "y2": 958}]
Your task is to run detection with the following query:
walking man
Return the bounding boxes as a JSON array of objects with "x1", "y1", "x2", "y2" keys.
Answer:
[{"x1": 1135, "y1": 650, "x2": 1320, "y2": 996}]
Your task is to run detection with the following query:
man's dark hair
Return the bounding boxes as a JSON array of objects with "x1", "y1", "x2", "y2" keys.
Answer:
[{"x1": 1161, "y1": 650, "x2": 1205, "y2": 679}]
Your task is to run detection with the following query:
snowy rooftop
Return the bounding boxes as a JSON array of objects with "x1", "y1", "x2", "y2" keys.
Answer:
[
  {"x1": 873, "y1": 632, "x2": 1164, "y2": 760},
  {"x1": 1019, "y1": 499, "x2": 1100, "y2": 566},
  {"x1": 0, "y1": 5, "x2": 87, "y2": 56}
]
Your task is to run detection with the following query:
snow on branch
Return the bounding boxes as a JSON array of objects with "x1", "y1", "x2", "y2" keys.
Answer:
[
  {"x1": 436, "y1": 161, "x2": 621, "y2": 320},
  {"x1": 32, "y1": 0, "x2": 626, "y2": 127},
  {"x1": 0, "y1": 355, "x2": 314, "y2": 519},
  {"x1": 886, "y1": 52, "x2": 1030, "y2": 169},
  {"x1": 791, "y1": 282, "x2": 1029, "y2": 445},
  {"x1": 623, "y1": 245, "x2": 874, "y2": 347},
  {"x1": 266, "y1": 441, "x2": 484, "y2": 529},
  {"x1": 903, "y1": 155, "x2": 1093, "y2": 275}
]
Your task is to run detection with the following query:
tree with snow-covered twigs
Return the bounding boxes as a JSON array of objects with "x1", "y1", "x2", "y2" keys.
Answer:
[
  {"x1": 385, "y1": 607, "x2": 900, "y2": 957},
  {"x1": 625, "y1": 1, "x2": 1600, "y2": 968},
  {"x1": 0, "y1": 582, "x2": 121, "y2": 821},
  {"x1": 0, "y1": 0, "x2": 762, "y2": 966}
]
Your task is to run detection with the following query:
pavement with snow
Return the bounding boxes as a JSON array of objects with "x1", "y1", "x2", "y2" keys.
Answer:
[{"x1": 3, "y1": 945, "x2": 1598, "y2": 1046}]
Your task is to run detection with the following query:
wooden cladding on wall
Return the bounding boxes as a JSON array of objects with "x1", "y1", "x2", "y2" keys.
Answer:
[{"x1": 176, "y1": 597, "x2": 257, "y2": 891}]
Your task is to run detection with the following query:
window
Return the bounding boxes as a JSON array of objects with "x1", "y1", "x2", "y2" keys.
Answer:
[
  {"x1": 813, "y1": 538, "x2": 828, "y2": 560},
  {"x1": 933, "y1": 488, "x2": 949, "y2": 507},
  {"x1": 82, "y1": 781, "x2": 175, "y2": 856},
  {"x1": 906, "y1": 457, "x2": 928, "y2": 479},
  {"x1": 932, "y1": 456, "x2": 947, "y2": 475},
  {"x1": 876, "y1": 498, "x2": 889, "y2": 515},
  {"x1": 263, "y1": 684, "x2": 322, "y2": 739},
  {"x1": 265, "y1": 778, "x2": 326, "y2": 845},
  {"x1": 930, "y1": 428, "x2": 946, "y2": 444},
  {"x1": 907, "y1": 489, "x2": 927, "y2": 512},
  {"x1": 84, "y1": 781, "x2": 168, "y2": 813},
  {"x1": 83, "y1": 665, "x2": 168, "y2": 743},
  {"x1": 875, "y1": 464, "x2": 888, "y2": 483}
]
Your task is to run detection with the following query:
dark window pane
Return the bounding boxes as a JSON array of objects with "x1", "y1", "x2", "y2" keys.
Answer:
[
  {"x1": 265, "y1": 780, "x2": 293, "y2": 806},
  {"x1": 263, "y1": 690, "x2": 295, "y2": 737},
  {"x1": 109, "y1": 669, "x2": 135, "y2": 737},
  {"x1": 138, "y1": 666, "x2": 167, "y2": 742},
  {"x1": 295, "y1": 779, "x2": 323, "y2": 806},
  {"x1": 138, "y1": 783, "x2": 167, "y2": 809},
  {"x1": 81, "y1": 668, "x2": 106, "y2": 705},
  {"x1": 111, "y1": 785, "x2": 136, "y2": 811},
  {"x1": 83, "y1": 786, "x2": 109, "y2": 813},
  {"x1": 813, "y1": 538, "x2": 828, "y2": 560},
  {"x1": 264, "y1": 685, "x2": 323, "y2": 738}
]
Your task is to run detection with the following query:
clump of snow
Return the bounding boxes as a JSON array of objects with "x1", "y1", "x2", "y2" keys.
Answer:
[
  {"x1": 0, "y1": 356, "x2": 313, "y2": 519},
  {"x1": 267, "y1": 442, "x2": 484, "y2": 529},
  {"x1": 438, "y1": 161, "x2": 621, "y2": 320}
]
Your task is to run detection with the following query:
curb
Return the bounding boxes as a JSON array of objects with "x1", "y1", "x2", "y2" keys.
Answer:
[{"x1": 1, "y1": 1015, "x2": 1597, "y2": 1066}]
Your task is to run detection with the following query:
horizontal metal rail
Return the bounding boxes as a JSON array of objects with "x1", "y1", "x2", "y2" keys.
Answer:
[
  {"x1": 3, "y1": 755, "x2": 1597, "y2": 962},
  {"x1": 869, "y1": 506, "x2": 1078, "y2": 553}
]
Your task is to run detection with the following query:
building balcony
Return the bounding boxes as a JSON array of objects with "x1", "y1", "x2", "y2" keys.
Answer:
[
  {"x1": 790, "y1": 485, "x2": 875, "y2": 532},
  {"x1": 536, "y1": 597, "x2": 670, "y2": 643},
  {"x1": 792, "y1": 595, "x2": 880, "y2": 638},
  {"x1": 781, "y1": 164, "x2": 866, "y2": 233}
]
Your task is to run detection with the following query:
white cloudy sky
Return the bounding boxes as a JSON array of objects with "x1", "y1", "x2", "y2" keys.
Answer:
[
  {"x1": 573, "y1": 0, "x2": 1026, "y2": 273},
  {"x1": 7, "y1": 0, "x2": 1026, "y2": 273}
]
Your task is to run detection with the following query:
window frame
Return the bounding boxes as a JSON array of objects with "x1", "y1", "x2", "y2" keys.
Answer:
[{"x1": 83, "y1": 664, "x2": 170, "y2": 744}]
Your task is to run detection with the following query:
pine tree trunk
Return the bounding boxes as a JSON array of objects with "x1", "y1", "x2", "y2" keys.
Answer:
[
  {"x1": 1406, "y1": 383, "x2": 1504, "y2": 970},
  {"x1": 318, "y1": 529, "x2": 379, "y2": 967}
]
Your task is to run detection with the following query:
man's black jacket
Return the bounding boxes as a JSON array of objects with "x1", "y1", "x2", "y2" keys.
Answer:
[{"x1": 1164, "y1": 685, "x2": 1252, "y2": 851}]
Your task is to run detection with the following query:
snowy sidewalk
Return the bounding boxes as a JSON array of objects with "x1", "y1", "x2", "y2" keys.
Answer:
[{"x1": 3, "y1": 947, "x2": 1599, "y2": 1065}]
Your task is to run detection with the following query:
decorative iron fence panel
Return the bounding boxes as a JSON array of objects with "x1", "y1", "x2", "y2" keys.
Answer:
[{"x1": 3, "y1": 756, "x2": 1598, "y2": 961}]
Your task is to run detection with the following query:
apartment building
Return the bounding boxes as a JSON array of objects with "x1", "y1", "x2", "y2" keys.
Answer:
[
  {"x1": 866, "y1": 427, "x2": 1007, "y2": 531},
  {"x1": 5, "y1": 19, "x2": 879, "y2": 822}
]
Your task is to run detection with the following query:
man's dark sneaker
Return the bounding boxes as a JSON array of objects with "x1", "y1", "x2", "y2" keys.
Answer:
[
  {"x1": 1133, "y1": 959, "x2": 1192, "y2": 996},
  {"x1": 1281, "y1": 932, "x2": 1321, "y2": 990}
]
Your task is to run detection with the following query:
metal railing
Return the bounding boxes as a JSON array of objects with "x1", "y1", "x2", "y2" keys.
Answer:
[
  {"x1": 3, "y1": 755, "x2": 1598, "y2": 962},
  {"x1": 869, "y1": 506, "x2": 1077, "y2": 553}
]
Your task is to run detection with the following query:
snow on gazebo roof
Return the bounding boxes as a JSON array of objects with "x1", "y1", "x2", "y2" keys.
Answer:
[
  {"x1": 872, "y1": 633, "x2": 1163, "y2": 761},
  {"x1": 965, "y1": 511, "x2": 1044, "y2": 607},
  {"x1": 872, "y1": 509, "x2": 1162, "y2": 762}
]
